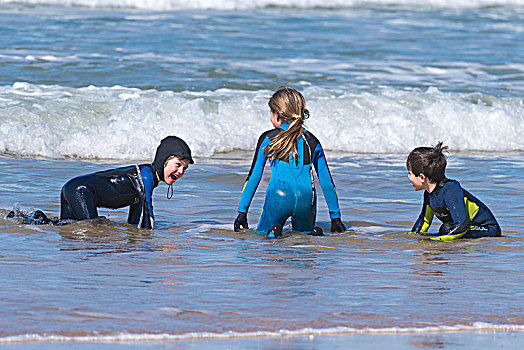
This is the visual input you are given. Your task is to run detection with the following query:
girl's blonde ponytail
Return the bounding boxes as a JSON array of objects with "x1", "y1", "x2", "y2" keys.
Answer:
[{"x1": 264, "y1": 87, "x2": 309, "y2": 164}]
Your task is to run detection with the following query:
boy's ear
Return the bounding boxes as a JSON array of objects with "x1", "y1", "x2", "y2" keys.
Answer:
[{"x1": 418, "y1": 173, "x2": 426, "y2": 182}]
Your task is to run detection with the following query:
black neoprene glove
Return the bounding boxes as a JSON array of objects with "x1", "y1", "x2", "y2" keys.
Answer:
[
  {"x1": 330, "y1": 217, "x2": 346, "y2": 233},
  {"x1": 234, "y1": 212, "x2": 249, "y2": 232}
]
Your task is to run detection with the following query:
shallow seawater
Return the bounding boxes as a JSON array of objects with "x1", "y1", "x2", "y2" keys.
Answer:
[{"x1": 0, "y1": 152, "x2": 522, "y2": 347}]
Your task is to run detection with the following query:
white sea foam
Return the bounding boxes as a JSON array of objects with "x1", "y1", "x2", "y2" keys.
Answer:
[
  {"x1": 0, "y1": 322, "x2": 523, "y2": 344},
  {"x1": 0, "y1": 83, "x2": 522, "y2": 160},
  {"x1": 1, "y1": 0, "x2": 523, "y2": 10}
]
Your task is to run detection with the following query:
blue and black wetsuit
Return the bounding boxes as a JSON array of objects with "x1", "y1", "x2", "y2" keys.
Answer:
[
  {"x1": 238, "y1": 123, "x2": 342, "y2": 234},
  {"x1": 60, "y1": 164, "x2": 158, "y2": 229},
  {"x1": 9, "y1": 136, "x2": 193, "y2": 228},
  {"x1": 412, "y1": 179, "x2": 501, "y2": 240}
]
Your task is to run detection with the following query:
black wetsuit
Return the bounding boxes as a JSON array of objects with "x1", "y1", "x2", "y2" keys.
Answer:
[
  {"x1": 60, "y1": 164, "x2": 158, "y2": 229},
  {"x1": 5, "y1": 136, "x2": 193, "y2": 228},
  {"x1": 59, "y1": 135, "x2": 194, "y2": 229}
]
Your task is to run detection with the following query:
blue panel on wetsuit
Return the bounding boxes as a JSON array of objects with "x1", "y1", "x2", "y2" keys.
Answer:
[{"x1": 238, "y1": 122, "x2": 341, "y2": 234}]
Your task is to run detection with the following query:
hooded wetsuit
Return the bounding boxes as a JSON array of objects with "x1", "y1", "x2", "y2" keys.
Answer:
[
  {"x1": 412, "y1": 179, "x2": 501, "y2": 239},
  {"x1": 60, "y1": 135, "x2": 193, "y2": 229},
  {"x1": 60, "y1": 164, "x2": 158, "y2": 229},
  {"x1": 238, "y1": 123, "x2": 341, "y2": 234}
]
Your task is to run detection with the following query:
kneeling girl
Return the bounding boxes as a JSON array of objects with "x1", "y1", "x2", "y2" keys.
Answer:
[{"x1": 234, "y1": 87, "x2": 346, "y2": 237}]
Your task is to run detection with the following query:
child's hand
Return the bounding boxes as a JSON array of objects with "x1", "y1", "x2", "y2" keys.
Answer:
[
  {"x1": 330, "y1": 217, "x2": 346, "y2": 233},
  {"x1": 234, "y1": 212, "x2": 249, "y2": 232}
]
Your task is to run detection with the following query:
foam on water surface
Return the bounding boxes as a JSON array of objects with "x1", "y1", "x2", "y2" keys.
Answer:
[
  {"x1": 0, "y1": 322, "x2": 523, "y2": 344},
  {"x1": 0, "y1": 83, "x2": 522, "y2": 160}
]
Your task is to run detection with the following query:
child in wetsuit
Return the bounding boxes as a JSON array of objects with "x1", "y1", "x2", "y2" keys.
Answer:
[
  {"x1": 234, "y1": 87, "x2": 346, "y2": 237},
  {"x1": 407, "y1": 142, "x2": 501, "y2": 240},
  {"x1": 17, "y1": 136, "x2": 193, "y2": 228}
]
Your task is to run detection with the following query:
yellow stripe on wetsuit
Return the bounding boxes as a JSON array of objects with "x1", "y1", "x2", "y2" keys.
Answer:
[
  {"x1": 429, "y1": 197, "x2": 480, "y2": 241},
  {"x1": 420, "y1": 205, "x2": 434, "y2": 234}
]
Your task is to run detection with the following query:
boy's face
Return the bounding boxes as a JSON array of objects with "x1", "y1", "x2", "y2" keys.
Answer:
[
  {"x1": 408, "y1": 170, "x2": 425, "y2": 191},
  {"x1": 164, "y1": 156, "x2": 190, "y2": 185}
]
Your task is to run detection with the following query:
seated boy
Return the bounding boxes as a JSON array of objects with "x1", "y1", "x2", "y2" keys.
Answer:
[
  {"x1": 406, "y1": 142, "x2": 501, "y2": 241},
  {"x1": 10, "y1": 136, "x2": 193, "y2": 228}
]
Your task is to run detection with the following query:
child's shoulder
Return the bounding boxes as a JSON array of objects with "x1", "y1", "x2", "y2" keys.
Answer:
[
  {"x1": 138, "y1": 163, "x2": 155, "y2": 173},
  {"x1": 443, "y1": 178, "x2": 461, "y2": 186},
  {"x1": 137, "y1": 164, "x2": 158, "y2": 187},
  {"x1": 441, "y1": 178, "x2": 464, "y2": 192},
  {"x1": 303, "y1": 129, "x2": 319, "y2": 143},
  {"x1": 259, "y1": 128, "x2": 281, "y2": 140}
]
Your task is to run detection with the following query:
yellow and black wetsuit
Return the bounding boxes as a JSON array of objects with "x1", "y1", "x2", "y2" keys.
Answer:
[{"x1": 412, "y1": 179, "x2": 501, "y2": 240}]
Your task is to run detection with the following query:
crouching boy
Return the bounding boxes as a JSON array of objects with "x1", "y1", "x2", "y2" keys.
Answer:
[{"x1": 406, "y1": 142, "x2": 501, "y2": 241}]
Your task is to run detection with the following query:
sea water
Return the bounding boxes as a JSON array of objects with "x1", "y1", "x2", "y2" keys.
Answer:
[{"x1": 0, "y1": 0, "x2": 523, "y2": 348}]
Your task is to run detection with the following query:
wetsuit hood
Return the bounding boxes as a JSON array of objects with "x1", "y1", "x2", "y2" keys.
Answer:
[{"x1": 152, "y1": 136, "x2": 194, "y2": 182}]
